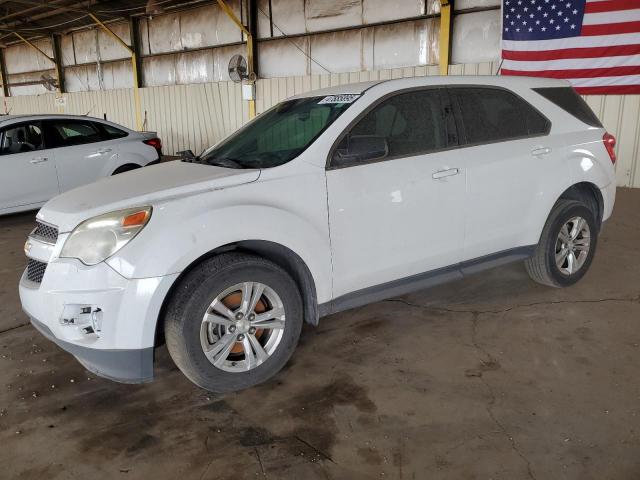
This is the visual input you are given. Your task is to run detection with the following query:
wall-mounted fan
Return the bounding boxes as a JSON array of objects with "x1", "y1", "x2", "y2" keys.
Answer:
[
  {"x1": 41, "y1": 73, "x2": 58, "y2": 91},
  {"x1": 228, "y1": 54, "x2": 248, "y2": 83}
]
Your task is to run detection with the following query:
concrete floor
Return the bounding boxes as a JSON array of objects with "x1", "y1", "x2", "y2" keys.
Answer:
[{"x1": 1, "y1": 189, "x2": 639, "y2": 480}]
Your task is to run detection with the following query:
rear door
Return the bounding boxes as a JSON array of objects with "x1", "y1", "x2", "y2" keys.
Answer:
[
  {"x1": 326, "y1": 88, "x2": 466, "y2": 298},
  {"x1": 448, "y1": 86, "x2": 553, "y2": 261},
  {"x1": 43, "y1": 119, "x2": 120, "y2": 192},
  {"x1": 0, "y1": 121, "x2": 59, "y2": 211}
]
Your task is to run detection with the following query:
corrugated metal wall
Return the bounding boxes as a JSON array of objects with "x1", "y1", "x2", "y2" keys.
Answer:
[{"x1": 3, "y1": 61, "x2": 639, "y2": 188}]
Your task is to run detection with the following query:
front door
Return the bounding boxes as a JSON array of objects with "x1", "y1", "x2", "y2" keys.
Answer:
[
  {"x1": 0, "y1": 121, "x2": 59, "y2": 211},
  {"x1": 326, "y1": 88, "x2": 466, "y2": 299}
]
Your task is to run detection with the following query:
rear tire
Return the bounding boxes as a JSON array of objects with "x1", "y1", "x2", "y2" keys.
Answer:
[
  {"x1": 164, "y1": 252, "x2": 303, "y2": 393},
  {"x1": 525, "y1": 199, "x2": 598, "y2": 288}
]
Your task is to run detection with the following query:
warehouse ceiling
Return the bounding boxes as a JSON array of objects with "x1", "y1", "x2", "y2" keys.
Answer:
[{"x1": 0, "y1": 0, "x2": 213, "y2": 43}]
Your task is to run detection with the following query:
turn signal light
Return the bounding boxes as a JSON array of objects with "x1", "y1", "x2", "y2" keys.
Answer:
[
  {"x1": 122, "y1": 210, "x2": 150, "y2": 228},
  {"x1": 603, "y1": 132, "x2": 616, "y2": 165}
]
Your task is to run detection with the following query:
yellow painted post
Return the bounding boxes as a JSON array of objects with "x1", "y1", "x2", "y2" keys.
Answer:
[
  {"x1": 439, "y1": 0, "x2": 452, "y2": 76},
  {"x1": 246, "y1": 35, "x2": 256, "y2": 119},
  {"x1": 88, "y1": 13, "x2": 143, "y2": 131},
  {"x1": 217, "y1": 0, "x2": 256, "y2": 118}
]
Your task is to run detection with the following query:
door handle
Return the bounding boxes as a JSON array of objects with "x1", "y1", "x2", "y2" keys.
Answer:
[
  {"x1": 432, "y1": 168, "x2": 460, "y2": 180},
  {"x1": 30, "y1": 157, "x2": 48, "y2": 164},
  {"x1": 531, "y1": 147, "x2": 552, "y2": 157},
  {"x1": 95, "y1": 148, "x2": 112, "y2": 154}
]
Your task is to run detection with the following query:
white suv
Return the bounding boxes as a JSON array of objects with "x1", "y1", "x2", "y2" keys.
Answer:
[
  {"x1": 1, "y1": 114, "x2": 162, "y2": 215},
  {"x1": 19, "y1": 76, "x2": 617, "y2": 392}
]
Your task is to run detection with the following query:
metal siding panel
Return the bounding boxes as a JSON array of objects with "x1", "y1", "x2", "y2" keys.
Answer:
[
  {"x1": 5, "y1": 63, "x2": 640, "y2": 180},
  {"x1": 623, "y1": 96, "x2": 640, "y2": 187}
]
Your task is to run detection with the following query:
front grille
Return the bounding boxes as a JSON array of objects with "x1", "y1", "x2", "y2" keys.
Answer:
[
  {"x1": 26, "y1": 259, "x2": 47, "y2": 283},
  {"x1": 32, "y1": 221, "x2": 59, "y2": 243}
]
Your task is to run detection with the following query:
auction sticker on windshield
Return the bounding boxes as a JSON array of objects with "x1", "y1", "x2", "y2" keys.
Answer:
[{"x1": 318, "y1": 94, "x2": 360, "y2": 104}]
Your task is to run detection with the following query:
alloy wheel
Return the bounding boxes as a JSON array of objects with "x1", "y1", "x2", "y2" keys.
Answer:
[
  {"x1": 200, "y1": 282, "x2": 286, "y2": 372},
  {"x1": 555, "y1": 216, "x2": 591, "y2": 275}
]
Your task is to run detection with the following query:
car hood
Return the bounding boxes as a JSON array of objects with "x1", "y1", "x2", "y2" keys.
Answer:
[{"x1": 38, "y1": 161, "x2": 260, "y2": 232}]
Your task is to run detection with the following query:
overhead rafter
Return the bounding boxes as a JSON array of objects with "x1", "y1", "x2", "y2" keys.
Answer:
[
  {"x1": 0, "y1": 0, "x2": 93, "y2": 24},
  {"x1": 0, "y1": 0, "x2": 214, "y2": 44}
]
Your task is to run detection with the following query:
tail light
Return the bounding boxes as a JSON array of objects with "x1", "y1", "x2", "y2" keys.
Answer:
[
  {"x1": 143, "y1": 137, "x2": 162, "y2": 155},
  {"x1": 603, "y1": 132, "x2": 616, "y2": 164}
]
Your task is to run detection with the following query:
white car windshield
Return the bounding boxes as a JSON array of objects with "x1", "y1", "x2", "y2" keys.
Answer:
[{"x1": 197, "y1": 95, "x2": 357, "y2": 169}]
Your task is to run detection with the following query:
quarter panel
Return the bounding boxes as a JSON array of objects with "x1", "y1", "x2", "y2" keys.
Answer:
[{"x1": 115, "y1": 137, "x2": 159, "y2": 169}]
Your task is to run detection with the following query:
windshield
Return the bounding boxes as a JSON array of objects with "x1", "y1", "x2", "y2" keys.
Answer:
[{"x1": 198, "y1": 95, "x2": 357, "y2": 168}]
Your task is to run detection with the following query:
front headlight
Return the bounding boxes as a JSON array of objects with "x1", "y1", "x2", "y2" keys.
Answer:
[{"x1": 60, "y1": 207, "x2": 152, "y2": 265}]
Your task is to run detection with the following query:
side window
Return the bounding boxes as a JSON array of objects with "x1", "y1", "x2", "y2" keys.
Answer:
[
  {"x1": 0, "y1": 123, "x2": 44, "y2": 155},
  {"x1": 332, "y1": 89, "x2": 448, "y2": 167},
  {"x1": 533, "y1": 87, "x2": 602, "y2": 128},
  {"x1": 97, "y1": 122, "x2": 129, "y2": 140},
  {"x1": 451, "y1": 87, "x2": 549, "y2": 145},
  {"x1": 45, "y1": 120, "x2": 103, "y2": 148}
]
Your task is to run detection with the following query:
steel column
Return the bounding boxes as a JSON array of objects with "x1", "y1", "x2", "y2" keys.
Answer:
[
  {"x1": 88, "y1": 13, "x2": 143, "y2": 131},
  {"x1": 129, "y1": 17, "x2": 144, "y2": 89},
  {"x1": 0, "y1": 49, "x2": 9, "y2": 97},
  {"x1": 51, "y1": 33, "x2": 65, "y2": 93}
]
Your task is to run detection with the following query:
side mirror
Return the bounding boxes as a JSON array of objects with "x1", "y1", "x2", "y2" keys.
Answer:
[{"x1": 333, "y1": 135, "x2": 388, "y2": 166}]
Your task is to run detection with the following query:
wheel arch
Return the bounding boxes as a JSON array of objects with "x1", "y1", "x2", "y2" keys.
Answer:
[
  {"x1": 557, "y1": 181, "x2": 604, "y2": 225},
  {"x1": 155, "y1": 240, "x2": 320, "y2": 346},
  {"x1": 112, "y1": 163, "x2": 142, "y2": 175}
]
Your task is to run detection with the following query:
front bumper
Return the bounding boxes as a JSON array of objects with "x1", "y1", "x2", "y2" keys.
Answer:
[
  {"x1": 30, "y1": 316, "x2": 154, "y2": 383},
  {"x1": 19, "y1": 258, "x2": 179, "y2": 384}
]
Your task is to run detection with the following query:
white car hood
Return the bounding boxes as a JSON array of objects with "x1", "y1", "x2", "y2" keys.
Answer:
[{"x1": 38, "y1": 161, "x2": 260, "y2": 232}]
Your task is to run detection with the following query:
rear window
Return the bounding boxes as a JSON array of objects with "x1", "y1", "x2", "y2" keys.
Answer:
[
  {"x1": 533, "y1": 87, "x2": 603, "y2": 128},
  {"x1": 450, "y1": 87, "x2": 550, "y2": 145},
  {"x1": 96, "y1": 122, "x2": 128, "y2": 140}
]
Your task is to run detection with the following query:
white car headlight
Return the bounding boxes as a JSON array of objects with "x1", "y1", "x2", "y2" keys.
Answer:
[{"x1": 60, "y1": 207, "x2": 152, "y2": 265}]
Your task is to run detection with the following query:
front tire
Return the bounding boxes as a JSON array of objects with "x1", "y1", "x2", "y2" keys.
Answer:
[
  {"x1": 525, "y1": 199, "x2": 598, "y2": 288},
  {"x1": 164, "y1": 252, "x2": 303, "y2": 393}
]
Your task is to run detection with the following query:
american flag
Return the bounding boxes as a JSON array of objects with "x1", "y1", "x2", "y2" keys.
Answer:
[{"x1": 500, "y1": 0, "x2": 640, "y2": 94}]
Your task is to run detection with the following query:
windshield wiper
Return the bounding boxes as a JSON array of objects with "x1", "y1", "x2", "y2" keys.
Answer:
[{"x1": 205, "y1": 157, "x2": 245, "y2": 169}]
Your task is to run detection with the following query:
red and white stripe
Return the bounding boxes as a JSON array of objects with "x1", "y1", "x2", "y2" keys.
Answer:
[{"x1": 501, "y1": 0, "x2": 640, "y2": 94}]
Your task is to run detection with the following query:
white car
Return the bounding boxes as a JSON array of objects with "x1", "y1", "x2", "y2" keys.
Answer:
[
  {"x1": 0, "y1": 114, "x2": 162, "y2": 215},
  {"x1": 19, "y1": 76, "x2": 617, "y2": 392}
]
